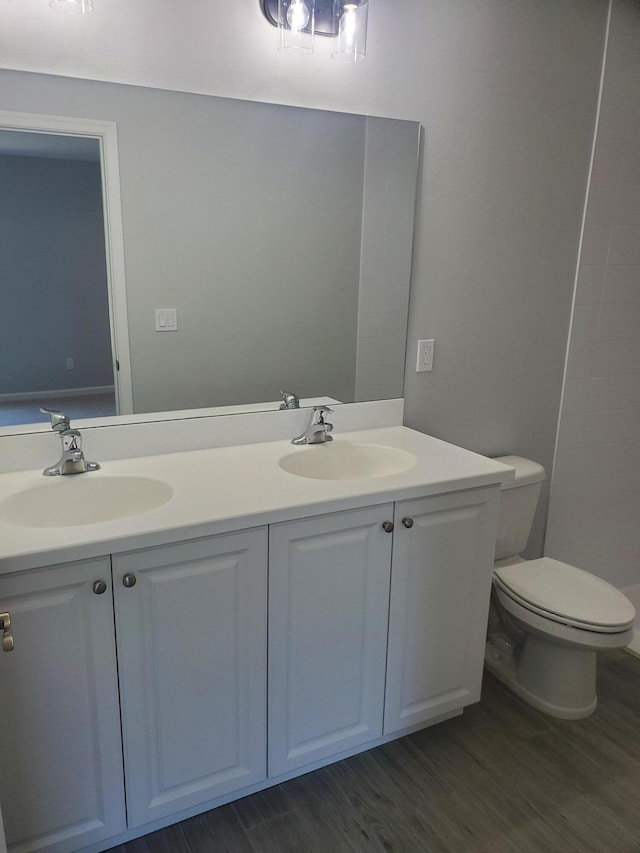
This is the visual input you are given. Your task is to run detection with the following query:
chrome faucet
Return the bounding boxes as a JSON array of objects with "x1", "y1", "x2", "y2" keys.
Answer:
[
  {"x1": 279, "y1": 390, "x2": 300, "y2": 410},
  {"x1": 40, "y1": 407, "x2": 101, "y2": 476},
  {"x1": 292, "y1": 406, "x2": 334, "y2": 445}
]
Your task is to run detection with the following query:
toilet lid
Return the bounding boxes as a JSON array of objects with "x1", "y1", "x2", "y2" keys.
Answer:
[{"x1": 494, "y1": 558, "x2": 636, "y2": 631}]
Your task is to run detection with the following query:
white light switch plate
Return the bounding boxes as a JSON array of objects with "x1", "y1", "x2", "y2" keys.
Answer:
[{"x1": 155, "y1": 308, "x2": 178, "y2": 331}]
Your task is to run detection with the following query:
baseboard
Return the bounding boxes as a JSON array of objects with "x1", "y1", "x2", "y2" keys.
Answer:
[{"x1": 0, "y1": 386, "x2": 114, "y2": 402}]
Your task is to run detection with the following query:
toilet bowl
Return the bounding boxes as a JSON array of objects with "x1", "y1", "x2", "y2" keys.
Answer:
[{"x1": 484, "y1": 456, "x2": 635, "y2": 719}]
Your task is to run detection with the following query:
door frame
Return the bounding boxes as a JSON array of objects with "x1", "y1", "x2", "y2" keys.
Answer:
[
  {"x1": 0, "y1": 800, "x2": 6, "y2": 853},
  {"x1": 0, "y1": 110, "x2": 133, "y2": 415}
]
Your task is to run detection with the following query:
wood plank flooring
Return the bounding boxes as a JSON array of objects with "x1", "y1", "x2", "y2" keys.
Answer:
[
  {"x1": 108, "y1": 651, "x2": 640, "y2": 853},
  {"x1": 0, "y1": 392, "x2": 115, "y2": 427}
]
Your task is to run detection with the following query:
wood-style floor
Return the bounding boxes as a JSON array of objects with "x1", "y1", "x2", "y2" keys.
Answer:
[
  {"x1": 0, "y1": 392, "x2": 115, "y2": 427},
  {"x1": 109, "y1": 651, "x2": 640, "y2": 853}
]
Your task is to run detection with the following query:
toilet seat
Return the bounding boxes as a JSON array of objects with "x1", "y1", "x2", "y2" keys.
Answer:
[{"x1": 493, "y1": 557, "x2": 635, "y2": 634}]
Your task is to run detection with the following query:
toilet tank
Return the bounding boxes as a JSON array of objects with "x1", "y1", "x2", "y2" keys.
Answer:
[{"x1": 493, "y1": 456, "x2": 546, "y2": 561}]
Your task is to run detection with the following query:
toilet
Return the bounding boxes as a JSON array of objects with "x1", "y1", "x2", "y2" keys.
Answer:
[{"x1": 485, "y1": 455, "x2": 636, "y2": 720}]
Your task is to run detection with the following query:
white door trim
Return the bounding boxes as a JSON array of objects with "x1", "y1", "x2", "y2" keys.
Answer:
[
  {"x1": 0, "y1": 800, "x2": 6, "y2": 853},
  {"x1": 0, "y1": 110, "x2": 133, "y2": 415}
]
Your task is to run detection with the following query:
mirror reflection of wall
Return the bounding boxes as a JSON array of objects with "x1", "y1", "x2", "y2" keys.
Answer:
[
  {"x1": 0, "y1": 69, "x2": 420, "y2": 431},
  {"x1": 0, "y1": 131, "x2": 116, "y2": 426}
]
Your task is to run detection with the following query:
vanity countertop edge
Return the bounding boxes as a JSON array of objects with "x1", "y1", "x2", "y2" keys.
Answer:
[{"x1": 0, "y1": 426, "x2": 515, "y2": 574}]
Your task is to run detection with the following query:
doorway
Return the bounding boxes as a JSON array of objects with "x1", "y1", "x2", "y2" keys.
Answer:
[{"x1": 0, "y1": 112, "x2": 132, "y2": 429}]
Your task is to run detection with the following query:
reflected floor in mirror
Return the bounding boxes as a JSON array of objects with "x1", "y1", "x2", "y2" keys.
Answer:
[
  {"x1": 107, "y1": 650, "x2": 640, "y2": 853},
  {"x1": 0, "y1": 392, "x2": 116, "y2": 426}
]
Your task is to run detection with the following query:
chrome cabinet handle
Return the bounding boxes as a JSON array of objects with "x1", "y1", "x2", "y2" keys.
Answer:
[
  {"x1": 0, "y1": 612, "x2": 15, "y2": 652},
  {"x1": 382, "y1": 521, "x2": 394, "y2": 533},
  {"x1": 402, "y1": 517, "x2": 414, "y2": 529},
  {"x1": 93, "y1": 580, "x2": 108, "y2": 595},
  {"x1": 122, "y1": 573, "x2": 137, "y2": 588}
]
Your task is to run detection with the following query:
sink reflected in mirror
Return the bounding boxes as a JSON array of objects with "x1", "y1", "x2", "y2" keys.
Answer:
[
  {"x1": 0, "y1": 476, "x2": 173, "y2": 528},
  {"x1": 279, "y1": 442, "x2": 417, "y2": 481}
]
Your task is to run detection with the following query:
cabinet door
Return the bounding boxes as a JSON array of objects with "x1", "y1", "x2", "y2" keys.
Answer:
[
  {"x1": 113, "y1": 528, "x2": 267, "y2": 828},
  {"x1": 269, "y1": 505, "x2": 393, "y2": 777},
  {"x1": 384, "y1": 486, "x2": 500, "y2": 735},
  {"x1": 0, "y1": 558, "x2": 126, "y2": 853}
]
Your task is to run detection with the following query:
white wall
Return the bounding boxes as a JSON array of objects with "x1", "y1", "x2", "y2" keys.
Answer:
[
  {"x1": 546, "y1": 0, "x2": 640, "y2": 588},
  {"x1": 0, "y1": 0, "x2": 610, "y2": 553}
]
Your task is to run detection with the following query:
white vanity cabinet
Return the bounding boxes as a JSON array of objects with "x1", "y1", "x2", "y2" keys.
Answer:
[
  {"x1": 112, "y1": 528, "x2": 268, "y2": 828},
  {"x1": 384, "y1": 486, "x2": 500, "y2": 734},
  {"x1": 267, "y1": 487, "x2": 500, "y2": 777},
  {"x1": 0, "y1": 557, "x2": 126, "y2": 853},
  {"x1": 0, "y1": 529, "x2": 268, "y2": 852},
  {"x1": 268, "y1": 505, "x2": 394, "y2": 777},
  {"x1": 0, "y1": 470, "x2": 504, "y2": 852}
]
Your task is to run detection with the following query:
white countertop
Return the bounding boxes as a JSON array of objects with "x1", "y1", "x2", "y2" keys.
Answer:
[{"x1": 0, "y1": 426, "x2": 514, "y2": 573}]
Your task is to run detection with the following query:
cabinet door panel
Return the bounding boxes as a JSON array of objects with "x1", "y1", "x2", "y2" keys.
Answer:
[
  {"x1": 384, "y1": 487, "x2": 499, "y2": 735},
  {"x1": 269, "y1": 505, "x2": 393, "y2": 777},
  {"x1": 114, "y1": 529, "x2": 267, "y2": 828},
  {"x1": 0, "y1": 558, "x2": 125, "y2": 853}
]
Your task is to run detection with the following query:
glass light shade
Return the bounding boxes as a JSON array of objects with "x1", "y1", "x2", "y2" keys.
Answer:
[
  {"x1": 49, "y1": 0, "x2": 93, "y2": 12},
  {"x1": 278, "y1": 0, "x2": 315, "y2": 54},
  {"x1": 332, "y1": 0, "x2": 368, "y2": 62}
]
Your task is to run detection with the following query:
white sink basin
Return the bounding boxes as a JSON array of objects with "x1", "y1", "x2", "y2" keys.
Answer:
[
  {"x1": 0, "y1": 476, "x2": 173, "y2": 528},
  {"x1": 279, "y1": 442, "x2": 417, "y2": 481}
]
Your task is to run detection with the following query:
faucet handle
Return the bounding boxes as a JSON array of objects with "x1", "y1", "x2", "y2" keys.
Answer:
[
  {"x1": 313, "y1": 405, "x2": 333, "y2": 420},
  {"x1": 40, "y1": 407, "x2": 71, "y2": 432}
]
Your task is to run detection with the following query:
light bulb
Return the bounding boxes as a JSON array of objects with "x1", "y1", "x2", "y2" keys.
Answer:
[
  {"x1": 278, "y1": 0, "x2": 314, "y2": 54},
  {"x1": 339, "y1": 3, "x2": 357, "y2": 48},
  {"x1": 332, "y1": 0, "x2": 368, "y2": 62},
  {"x1": 286, "y1": 0, "x2": 310, "y2": 32}
]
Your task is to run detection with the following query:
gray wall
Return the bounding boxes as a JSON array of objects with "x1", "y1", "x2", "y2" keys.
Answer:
[
  {"x1": 355, "y1": 117, "x2": 418, "y2": 402},
  {"x1": 0, "y1": 154, "x2": 112, "y2": 395},
  {"x1": 400, "y1": 3, "x2": 607, "y2": 557},
  {"x1": 547, "y1": 0, "x2": 640, "y2": 587},
  {"x1": 119, "y1": 94, "x2": 364, "y2": 412}
]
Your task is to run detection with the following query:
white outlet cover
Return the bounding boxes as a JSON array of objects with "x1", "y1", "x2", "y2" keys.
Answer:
[{"x1": 416, "y1": 339, "x2": 434, "y2": 372}]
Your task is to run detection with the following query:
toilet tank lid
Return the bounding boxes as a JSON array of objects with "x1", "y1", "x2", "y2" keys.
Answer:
[{"x1": 493, "y1": 456, "x2": 545, "y2": 488}]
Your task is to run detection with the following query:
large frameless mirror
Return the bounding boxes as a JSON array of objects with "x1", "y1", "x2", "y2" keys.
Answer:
[{"x1": 0, "y1": 70, "x2": 420, "y2": 434}]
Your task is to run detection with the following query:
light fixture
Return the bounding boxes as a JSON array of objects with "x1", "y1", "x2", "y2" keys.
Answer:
[
  {"x1": 332, "y1": 0, "x2": 368, "y2": 62},
  {"x1": 261, "y1": 0, "x2": 368, "y2": 61},
  {"x1": 49, "y1": 0, "x2": 93, "y2": 13},
  {"x1": 277, "y1": 0, "x2": 315, "y2": 54}
]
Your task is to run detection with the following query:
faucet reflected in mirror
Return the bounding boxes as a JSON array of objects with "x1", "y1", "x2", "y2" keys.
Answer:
[
  {"x1": 279, "y1": 390, "x2": 300, "y2": 410},
  {"x1": 0, "y1": 68, "x2": 420, "y2": 436}
]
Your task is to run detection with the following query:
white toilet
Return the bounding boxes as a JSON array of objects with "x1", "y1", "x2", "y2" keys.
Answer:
[{"x1": 485, "y1": 455, "x2": 636, "y2": 719}]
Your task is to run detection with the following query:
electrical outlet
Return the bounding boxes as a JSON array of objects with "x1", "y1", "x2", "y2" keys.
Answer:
[
  {"x1": 66, "y1": 357, "x2": 74, "y2": 370},
  {"x1": 416, "y1": 339, "x2": 434, "y2": 372}
]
